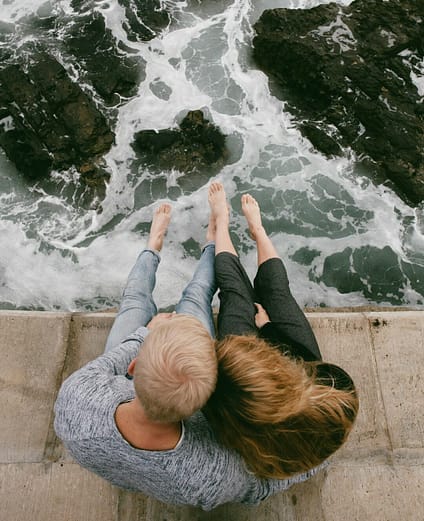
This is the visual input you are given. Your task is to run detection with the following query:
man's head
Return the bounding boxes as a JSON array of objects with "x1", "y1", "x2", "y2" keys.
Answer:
[{"x1": 133, "y1": 314, "x2": 217, "y2": 423}]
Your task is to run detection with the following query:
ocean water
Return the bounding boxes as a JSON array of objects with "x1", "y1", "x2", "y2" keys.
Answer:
[{"x1": 1, "y1": 0, "x2": 423, "y2": 311}]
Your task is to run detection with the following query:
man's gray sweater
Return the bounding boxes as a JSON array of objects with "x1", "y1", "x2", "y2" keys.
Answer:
[{"x1": 54, "y1": 326, "x2": 325, "y2": 511}]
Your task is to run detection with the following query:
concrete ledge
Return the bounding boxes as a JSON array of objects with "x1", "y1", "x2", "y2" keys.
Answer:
[
  {"x1": 1, "y1": 309, "x2": 423, "y2": 520},
  {"x1": 0, "y1": 312, "x2": 70, "y2": 463},
  {"x1": 0, "y1": 463, "x2": 118, "y2": 521}
]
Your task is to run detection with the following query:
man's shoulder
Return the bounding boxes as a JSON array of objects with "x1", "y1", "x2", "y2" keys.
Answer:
[
  {"x1": 54, "y1": 370, "x2": 134, "y2": 442},
  {"x1": 56, "y1": 365, "x2": 124, "y2": 407}
]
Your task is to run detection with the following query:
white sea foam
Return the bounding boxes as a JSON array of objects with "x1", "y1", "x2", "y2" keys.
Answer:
[
  {"x1": 314, "y1": 13, "x2": 357, "y2": 52},
  {"x1": 0, "y1": 0, "x2": 423, "y2": 310},
  {"x1": 0, "y1": 0, "x2": 51, "y2": 22}
]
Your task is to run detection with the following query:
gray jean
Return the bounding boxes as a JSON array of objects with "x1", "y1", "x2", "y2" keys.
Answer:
[{"x1": 104, "y1": 243, "x2": 216, "y2": 352}]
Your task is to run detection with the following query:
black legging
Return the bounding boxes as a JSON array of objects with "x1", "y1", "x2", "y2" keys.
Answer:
[{"x1": 215, "y1": 252, "x2": 322, "y2": 362}]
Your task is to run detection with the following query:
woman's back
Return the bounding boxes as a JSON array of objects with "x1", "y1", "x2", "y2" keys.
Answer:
[{"x1": 204, "y1": 335, "x2": 359, "y2": 479}]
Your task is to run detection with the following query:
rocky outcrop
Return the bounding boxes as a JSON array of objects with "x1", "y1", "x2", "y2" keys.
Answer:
[
  {"x1": 117, "y1": 0, "x2": 170, "y2": 42},
  {"x1": 0, "y1": 0, "x2": 169, "y2": 189},
  {"x1": 70, "y1": 0, "x2": 170, "y2": 42},
  {"x1": 132, "y1": 110, "x2": 228, "y2": 176},
  {"x1": 65, "y1": 12, "x2": 146, "y2": 104},
  {"x1": 0, "y1": 54, "x2": 114, "y2": 180},
  {"x1": 253, "y1": 0, "x2": 424, "y2": 204}
]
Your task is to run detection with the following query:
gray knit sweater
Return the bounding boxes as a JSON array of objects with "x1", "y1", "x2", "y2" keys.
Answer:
[{"x1": 54, "y1": 326, "x2": 326, "y2": 511}]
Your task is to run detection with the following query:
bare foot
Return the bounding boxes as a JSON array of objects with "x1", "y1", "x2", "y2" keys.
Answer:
[
  {"x1": 241, "y1": 194, "x2": 264, "y2": 240},
  {"x1": 147, "y1": 203, "x2": 171, "y2": 251},
  {"x1": 208, "y1": 182, "x2": 229, "y2": 224}
]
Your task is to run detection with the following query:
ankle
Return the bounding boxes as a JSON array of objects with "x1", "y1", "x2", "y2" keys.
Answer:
[
  {"x1": 215, "y1": 214, "x2": 229, "y2": 227},
  {"x1": 147, "y1": 235, "x2": 163, "y2": 251},
  {"x1": 250, "y1": 224, "x2": 266, "y2": 239}
]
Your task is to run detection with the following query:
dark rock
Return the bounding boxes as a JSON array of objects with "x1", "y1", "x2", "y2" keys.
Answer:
[
  {"x1": 300, "y1": 123, "x2": 342, "y2": 156},
  {"x1": 79, "y1": 161, "x2": 111, "y2": 202},
  {"x1": 0, "y1": 110, "x2": 53, "y2": 177},
  {"x1": 65, "y1": 12, "x2": 146, "y2": 103},
  {"x1": 136, "y1": 129, "x2": 180, "y2": 154},
  {"x1": 71, "y1": 0, "x2": 170, "y2": 41},
  {"x1": 15, "y1": 7, "x2": 146, "y2": 105},
  {"x1": 0, "y1": 0, "x2": 166, "y2": 203},
  {"x1": 253, "y1": 0, "x2": 424, "y2": 204},
  {"x1": 0, "y1": 54, "x2": 114, "y2": 180},
  {"x1": 117, "y1": 0, "x2": 170, "y2": 42},
  {"x1": 132, "y1": 110, "x2": 228, "y2": 177}
]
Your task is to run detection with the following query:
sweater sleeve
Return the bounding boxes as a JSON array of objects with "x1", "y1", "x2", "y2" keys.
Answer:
[
  {"x1": 54, "y1": 326, "x2": 150, "y2": 442},
  {"x1": 95, "y1": 325, "x2": 150, "y2": 375}
]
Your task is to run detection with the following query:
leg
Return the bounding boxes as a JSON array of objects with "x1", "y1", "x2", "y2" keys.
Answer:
[
  {"x1": 104, "y1": 204, "x2": 171, "y2": 352},
  {"x1": 209, "y1": 182, "x2": 257, "y2": 339},
  {"x1": 208, "y1": 182, "x2": 236, "y2": 256},
  {"x1": 175, "y1": 241, "x2": 217, "y2": 338},
  {"x1": 242, "y1": 194, "x2": 321, "y2": 359},
  {"x1": 254, "y1": 258, "x2": 321, "y2": 360},
  {"x1": 215, "y1": 252, "x2": 257, "y2": 339},
  {"x1": 175, "y1": 207, "x2": 218, "y2": 337},
  {"x1": 241, "y1": 193, "x2": 279, "y2": 266}
]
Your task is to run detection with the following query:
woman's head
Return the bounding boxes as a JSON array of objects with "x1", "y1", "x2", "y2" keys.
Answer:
[{"x1": 203, "y1": 335, "x2": 358, "y2": 479}]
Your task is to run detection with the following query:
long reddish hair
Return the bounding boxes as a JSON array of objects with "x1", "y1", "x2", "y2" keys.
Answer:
[{"x1": 203, "y1": 334, "x2": 358, "y2": 478}]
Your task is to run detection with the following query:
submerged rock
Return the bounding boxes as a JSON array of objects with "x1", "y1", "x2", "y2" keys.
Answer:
[
  {"x1": 0, "y1": 54, "x2": 114, "y2": 180},
  {"x1": 253, "y1": 0, "x2": 424, "y2": 204},
  {"x1": 132, "y1": 110, "x2": 228, "y2": 179},
  {"x1": 312, "y1": 245, "x2": 424, "y2": 305}
]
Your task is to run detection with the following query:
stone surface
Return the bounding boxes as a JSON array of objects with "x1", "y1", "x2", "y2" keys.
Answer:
[
  {"x1": 64, "y1": 313, "x2": 115, "y2": 378},
  {"x1": 308, "y1": 313, "x2": 390, "y2": 461},
  {"x1": 1, "y1": 309, "x2": 423, "y2": 520},
  {"x1": 253, "y1": 0, "x2": 424, "y2": 204},
  {"x1": 320, "y1": 464, "x2": 424, "y2": 521},
  {"x1": 51, "y1": 313, "x2": 115, "y2": 461},
  {"x1": 0, "y1": 312, "x2": 70, "y2": 463},
  {"x1": 0, "y1": 462, "x2": 118, "y2": 521},
  {"x1": 368, "y1": 311, "x2": 424, "y2": 449}
]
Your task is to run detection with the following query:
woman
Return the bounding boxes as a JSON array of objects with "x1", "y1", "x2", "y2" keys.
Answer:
[{"x1": 204, "y1": 182, "x2": 359, "y2": 479}]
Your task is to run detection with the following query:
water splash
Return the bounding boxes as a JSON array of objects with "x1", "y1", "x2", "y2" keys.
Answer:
[{"x1": 0, "y1": 0, "x2": 423, "y2": 310}]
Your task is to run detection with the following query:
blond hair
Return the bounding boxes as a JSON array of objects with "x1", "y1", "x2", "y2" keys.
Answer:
[
  {"x1": 134, "y1": 314, "x2": 217, "y2": 423},
  {"x1": 203, "y1": 335, "x2": 358, "y2": 479}
]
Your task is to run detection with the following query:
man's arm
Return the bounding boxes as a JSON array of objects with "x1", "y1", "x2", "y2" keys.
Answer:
[
  {"x1": 54, "y1": 326, "x2": 149, "y2": 441},
  {"x1": 101, "y1": 325, "x2": 150, "y2": 375}
]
